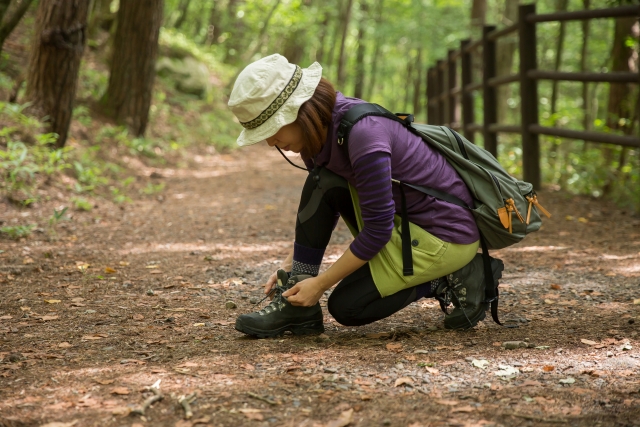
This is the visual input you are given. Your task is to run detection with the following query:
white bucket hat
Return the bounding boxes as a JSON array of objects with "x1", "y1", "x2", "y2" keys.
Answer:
[{"x1": 228, "y1": 54, "x2": 323, "y2": 147}]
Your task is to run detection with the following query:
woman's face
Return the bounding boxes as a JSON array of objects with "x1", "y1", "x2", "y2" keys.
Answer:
[{"x1": 265, "y1": 123, "x2": 305, "y2": 153}]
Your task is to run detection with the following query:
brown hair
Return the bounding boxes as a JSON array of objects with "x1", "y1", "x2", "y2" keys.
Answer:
[{"x1": 295, "y1": 77, "x2": 336, "y2": 160}]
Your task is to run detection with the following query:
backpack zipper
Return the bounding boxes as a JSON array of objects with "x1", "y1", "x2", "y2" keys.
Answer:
[{"x1": 525, "y1": 191, "x2": 551, "y2": 224}]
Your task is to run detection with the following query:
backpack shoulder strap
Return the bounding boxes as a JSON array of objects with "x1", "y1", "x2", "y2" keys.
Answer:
[{"x1": 337, "y1": 103, "x2": 413, "y2": 150}]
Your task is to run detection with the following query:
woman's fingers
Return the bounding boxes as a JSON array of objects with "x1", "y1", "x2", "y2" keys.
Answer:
[
  {"x1": 281, "y1": 284, "x2": 300, "y2": 298},
  {"x1": 264, "y1": 272, "x2": 277, "y2": 295}
]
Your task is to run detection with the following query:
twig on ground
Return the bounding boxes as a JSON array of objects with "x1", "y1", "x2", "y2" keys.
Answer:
[
  {"x1": 247, "y1": 391, "x2": 279, "y2": 405},
  {"x1": 506, "y1": 412, "x2": 568, "y2": 424},
  {"x1": 179, "y1": 392, "x2": 197, "y2": 419},
  {"x1": 131, "y1": 381, "x2": 163, "y2": 416}
]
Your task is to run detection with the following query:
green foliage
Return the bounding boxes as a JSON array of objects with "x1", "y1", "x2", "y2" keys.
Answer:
[
  {"x1": 71, "y1": 197, "x2": 93, "y2": 211},
  {"x1": 0, "y1": 224, "x2": 35, "y2": 240},
  {"x1": 140, "y1": 182, "x2": 165, "y2": 195}
]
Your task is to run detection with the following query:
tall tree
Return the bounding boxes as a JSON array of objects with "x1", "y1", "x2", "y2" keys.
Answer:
[
  {"x1": 0, "y1": 0, "x2": 35, "y2": 55},
  {"x1": 412, "y1": 49, "x2": 423, "y2": 116},
  {"x1": 496, "y1": 0, "x2": 518, "y2": 125},
  {"x1": 103, "y1": 0, "x2": 163, "y2": 137},
  {"x1": 353, "y1": 0, "x2": 368, "y2": 99},
  {"x1": 336, "y1": 0, "x2": 354, "y2": 90},
  {"x1": 602, "y1": 16, "x2": 637, "y2": 195},
  {"x1": 173, "y1": 0, "x2": 192, "y2": 30},
  {"x1": 470, "y1": 0, "x2": 486, "y2": 40},
  {"x1": 580, "y1": 0, "x2": 591, "y2": 132},
  {"x1": 206, "y1": 0, "x2": 223, "y2": 45},
  {"x1": 25, "y1": 0, "x2": 89, "y2": 148},
  {"x1": 550, "y1": 0, "x2": 569, "y2": 124},
  {"x1": 365, "y1": 0, "x2": 384, "y2": 101}
]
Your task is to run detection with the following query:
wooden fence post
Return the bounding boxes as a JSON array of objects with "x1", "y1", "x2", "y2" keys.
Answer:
[
  {"x1": 447, "y1": 49, "x2": 456, "y2": 127},
  {"x1": 427, "y1": 67, "x2": 435, "y2": 124},
  {"x1": 482, "y1": 25, "x2": 498, "y2": 156},
  {"x1": 460, "y1": 39, "x2": 474, "y2": 143},
  {"x1": 519, "y1": 3, "x2": 540, "y2": 189},
  {"x1": 437, "y1": 60, "x2": 445, "y2": 125}
]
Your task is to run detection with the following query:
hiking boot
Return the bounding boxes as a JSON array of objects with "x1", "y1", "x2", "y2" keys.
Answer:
[
  {"x1": 437, "y1": 254, "x2": 504, "y2": 330},
  {"x1": 235, "y1": 269, "x2": 324, "y2": 338}
]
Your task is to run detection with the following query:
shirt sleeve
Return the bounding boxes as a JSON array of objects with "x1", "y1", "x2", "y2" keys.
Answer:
[{"x1": 349, "y1": 152, "x2": 395, "y2": 261}]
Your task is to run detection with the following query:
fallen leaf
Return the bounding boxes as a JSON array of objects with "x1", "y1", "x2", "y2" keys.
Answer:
[
  {"x1": 239, "y1": 408, "x2": 264, "y2": 421},
  {"x1": 23, "y1": 257, "x2": 34, "y2": 264},
  {"x1": 550, "y1": 284, "x2": 562, "y2": 290},
  {"x1": 40, "y1": 422, "x2": 78, "y2": 427},
  {"x1": 425, "y1": 367, "x2": 439, "y2": 375},
  {"x1": 581, "y1": 339, "x2": 598, "y2": 346},
  {"x1": 193, "y1": 322, "x2": 205, "y2": 327},
  {"x1": 441, "y1": 360, "x2": 457, "y2": 366},
  {"x1": 111, "y1": 407, "x2": 130, "y2": 415},
  {"x1": 243, "y1": 364, "x2": 255, "y2": 371},
  {"x1": 58, "y1": 342, "x2": 72, "y2": 348},
  {"x1": 386, "y1": 343, "x2": 403, "y2": 352},
  {"x1": 133, "y1": 314, "x2": 144, "y2": 321},
  {"x1": 119, "y1": 261, "x2": 130, "y2": 266},
  {"x1": 95, "y1": 379, "x2": 115, "y2": 385},
  {"x1": 494, "y1": 366, "x2": 519, "y2": 377},
  {"x1": 0, "y1": 315, "x2": 12, "y2": 320},
  {"x1": 451, "y1": 405, "x2": 475, "y2": 413},
  {"x1": 436, "y1": 399, "x2": 459, "y2": 406},
  {"x1": 326, "y1": 408, "x2": 354, "y2": 427},
  {"x1": 81, "y1": 334, "x2": 107, "y2": 340},
  {"x1": 394, "y1": 377, "x2": 414, "y2": 387},
  {"x1": 559, "y1": 377, "x2": 575, "y2": 384},
  {"x1": 111, "y1": 387, "x2": 130, "y2": 395},
  {"x1": 41, "y1": 315, "x2": 59, "y2": 321},
  {"x1": 145, "y1": 265, "x2": 160, "y2": 269},
  {"x1": 44, "y1": 300, "x2": 61, "y2": 304},
  {"x1": 543, "y1": 365, "x2": 555, "y2": 372},
  {"x1": 366, "y1": 332, "x2": 391, "y2": 339},
  {"x1": 105, "y1": 267, "x2": 116, "y2": 274},
  {"x1": 472, "y1": 359, "x2": 489, "y2": 369},
  {"x1": 634, "y1": 299, "x2": 640, "y2": 305}
]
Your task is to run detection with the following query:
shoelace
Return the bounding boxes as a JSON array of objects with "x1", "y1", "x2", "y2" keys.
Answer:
[
  {"x1": 255, "y1": 282, "x2": 289, "y2": 315},
  {"x1": 435, "y1": 284, "x2": 474, "y2": 328}
]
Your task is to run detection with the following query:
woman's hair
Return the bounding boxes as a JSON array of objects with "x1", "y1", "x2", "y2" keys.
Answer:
[{"x1": 295, "y1": 77, "x2": 336, "y2": 160}]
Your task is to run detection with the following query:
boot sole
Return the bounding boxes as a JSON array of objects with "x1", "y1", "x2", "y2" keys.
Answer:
[
  {"x1": 444, "y1": 304, "x2": 487, "y2": 330},
  {"x1": 235, "y1": 319, "x2": 324, "y2": 339}
]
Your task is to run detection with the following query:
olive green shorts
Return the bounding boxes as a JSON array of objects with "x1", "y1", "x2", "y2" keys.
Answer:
[{"x1": 347, "y1": 185, "x2": 479, "y2": 298}]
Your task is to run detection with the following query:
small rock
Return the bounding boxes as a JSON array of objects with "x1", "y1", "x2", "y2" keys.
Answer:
[
  {"x1": 249, "y1": 296, "x2": 260, "y2": 304},
  {"x1": 122, "y1": 281, "x2": 132, "y2": 288},
  {"x1": 427, "y1": 325, "x2": 438, "y2": 332},
  {"x1": 225, "y1": 301, "x2": 237, "y2": 309},
  {"x1": 165, "y1": 317, "x2": 175, "y2": 323},
  {"x1": 324, "y1": 367, "x2": 338, "y2": 373},
  {"x1": 315, "y1": 333, "x2": 331, "y2": 342},
  {"x1": 7, "y1": 353, "x2": 23, "y2": 362},
  {"x1": 85, "y1": 309, "x2": 96, "y2": 314},
  {"x1": 146, "y1": 289, "x2": 155, "y2": 296},
  {"x1": 383, "y1": 419, "x2": 392, "y2": 426},
  {"x1": 240, "y1": 294, "x2": 248, "y2": 300},
  {"x1": 503, "y1": 341, "x2": 528, "y2": 350}
]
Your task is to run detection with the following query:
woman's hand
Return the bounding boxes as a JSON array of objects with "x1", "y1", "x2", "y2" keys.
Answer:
[
  {"x1": 264, "y1": 270, "x2": 278, "y2": 295},
  {"x1": 282, "y1": 276, "x2": 328, "y2": 307}
]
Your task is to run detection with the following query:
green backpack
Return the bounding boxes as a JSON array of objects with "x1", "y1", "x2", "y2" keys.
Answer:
[{"x1": 337, "y1": 103, "x2": 551, "y2": 326}]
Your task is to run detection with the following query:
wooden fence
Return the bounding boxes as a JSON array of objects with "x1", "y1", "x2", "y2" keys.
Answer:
[{"x1": 426, "y1": 3, "x2": 640, "y2": 189}]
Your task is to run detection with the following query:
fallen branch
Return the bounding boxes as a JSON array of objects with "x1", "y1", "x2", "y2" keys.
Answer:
[
  {"x1": 247, "y1": 391, "x2": 278, "y2": 406},
  {"x1": 506, "y1": 412, "x2": 568, "y2": 424},
  {"x1": 131, "y1": 385, "x2": 163, "y2": 416},
  {"x1": 179, "y1": 392, "x2": 197, "y2": 419}
]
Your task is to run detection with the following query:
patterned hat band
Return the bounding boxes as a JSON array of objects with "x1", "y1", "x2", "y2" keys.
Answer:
[{"x1": 240, "y1": 65, "x2": 303, "y2": 130}]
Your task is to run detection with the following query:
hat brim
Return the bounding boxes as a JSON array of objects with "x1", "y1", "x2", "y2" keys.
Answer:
[{"x1": 235, "y1": 62, "x2": 323, "y2": 147}]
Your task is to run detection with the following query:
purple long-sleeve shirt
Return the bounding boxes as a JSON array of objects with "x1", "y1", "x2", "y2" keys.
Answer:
[{"x1": 308, "y1": 92, "x2": 479, "y2": 261}]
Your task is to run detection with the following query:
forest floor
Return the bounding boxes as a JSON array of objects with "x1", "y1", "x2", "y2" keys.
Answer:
[{"x1": 1, "y1": 144, "x2": 639, "y2": 427}]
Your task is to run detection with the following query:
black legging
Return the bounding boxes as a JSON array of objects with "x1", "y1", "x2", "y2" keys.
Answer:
[{"x1": 295, "y1": 167, "x2": 418, "y2": 326}]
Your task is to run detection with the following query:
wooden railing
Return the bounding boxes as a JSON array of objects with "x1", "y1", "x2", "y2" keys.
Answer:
[{"x1": 426, "y1": 3, "x2": 640, "y2": 189}]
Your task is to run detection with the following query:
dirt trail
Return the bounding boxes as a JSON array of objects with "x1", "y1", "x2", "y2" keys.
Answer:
[{"x1": 1, "y1": 145, "x2": 639, "y2": 427}]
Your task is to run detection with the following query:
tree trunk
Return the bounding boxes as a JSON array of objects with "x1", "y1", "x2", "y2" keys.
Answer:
[
  {"x1": 353, "y1": 0, "x2": 367, "y2": 99},
  {"x1": 602, "y1": 16, "x2": 636, "y2": 196},
  {"x1": 365, "y1": 0, "x2": 384, "y2": 101},
  {"x1": 104, "y1": 0, "x2": 163, "y2": 137},
  {"x1": 0, "y1": 0, "x2": 35, "y2": 55},
  {"x1": 25, "y1": 0, "x2": 89, "y2": 148},
  {"x1": 88, "y1": 0, "x2": 114, "y2": 38},
  {"x1": 403, "y1": 52, "x2": 414, "y2": 112},
  {"x1": 470, "y1": 0, "x2": 486, "y2": 40},
  {"x1": 336, "y1": 0, "x2": 353, "y2": 90},
  {"x1": 496, "y1": 0, "x2": 517, "y2": 124},
  {"x1": 315, "y1": 9, "x2": 330, "y2": 64},
  {"x1": 223, "y1": 0, "x2": 242, "y2": 63},
  {"x1": 580, "y1": 0, "x2": 591, "y2": 132},
  {"x1": 550, "y1": 0, "x2": 568, "y2": 122},
  {"x1": 173, "y1": 0, "x2": 192, "y2": 30},
  {"x1": 412, "y1": 49, "x2": 423, "y2": 116},
  {"x1": 206, "y1": 0, "x2": 223, "y2": 45}
]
